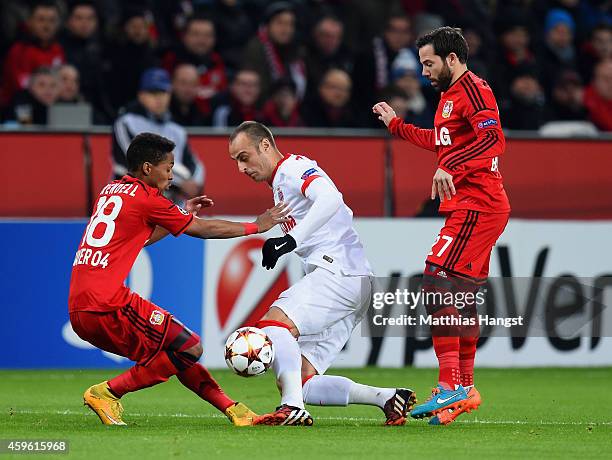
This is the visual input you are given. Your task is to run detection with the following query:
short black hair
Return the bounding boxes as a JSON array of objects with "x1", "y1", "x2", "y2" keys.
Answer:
[
  {"x1": 591, "y1": 22, "x2": 612, "y2": 37},
  {"x1": 126, "y1": 133, "x2": 175, "y2": 172},
  {"x1": 229, "y1": 121, "x2": 277, "y2": 149},
  {"x1": 30, "y1": 0, "x2": 59, "y2": 16},
  {"x1": 29, "y1": 66, "x2": 56, "y2": 88},
  {"x1": 30, "y1": 65, "x2": 55, "y2": 78},
  {"x1": 67, "y1": 0, "x2": 98, "y2": 16},
  {"x1": 416, "y1": 26, "x2": 468, "y2": 63}
]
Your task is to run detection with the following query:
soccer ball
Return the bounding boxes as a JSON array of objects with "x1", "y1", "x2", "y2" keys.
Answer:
[{"x1": 224, "y1": 327, "x2": 274, "y2": 377}]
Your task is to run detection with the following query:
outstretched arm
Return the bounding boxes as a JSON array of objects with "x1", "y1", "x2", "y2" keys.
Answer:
[
  {"x1": 145, "y1": 195, "x2": 214, "y2": 246},
  {"x1": 372, "y1": 101, "x2": 436, "y2": 152},
  {"x1": 184, "y1": 202, "x2": 290, "y2": 239}
]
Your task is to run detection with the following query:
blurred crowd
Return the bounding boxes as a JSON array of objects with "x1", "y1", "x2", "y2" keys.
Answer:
[{"x1": 0, "y1": 0, "x2": 611, "y2": 132}]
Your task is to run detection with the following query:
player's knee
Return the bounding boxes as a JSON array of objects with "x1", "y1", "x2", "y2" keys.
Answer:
[
  {"x1": 259, "y1": 307, "x2": 300, "y2": 338},
  {"x1": 185, "y1": 341, "x2": 203, "y2": 360}
]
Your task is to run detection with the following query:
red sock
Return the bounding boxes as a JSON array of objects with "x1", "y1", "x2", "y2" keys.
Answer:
[
  {"x1": 432, "y1": 336, "x2": 460, "y2": 389},
  {"x1": 459, "y1": 336, "x2": 478, "y2": 387},
  {"x1": 177, "y1": 364, "x2": 234, "y2": 412},
  {"x1": 108, "y1": 352, "x2": 177, "y2": 397}
]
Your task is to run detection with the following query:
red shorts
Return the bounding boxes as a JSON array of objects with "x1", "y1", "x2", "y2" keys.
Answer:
[
  {"x1": 70, "y1": 294, "x2": 175, "y2": 365},
  {"x1": 425, "y1": 209, "x2": 509, "y2": 281}
]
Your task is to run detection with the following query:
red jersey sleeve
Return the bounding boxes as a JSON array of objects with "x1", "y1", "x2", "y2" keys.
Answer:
[
  {"x1": 438, "y1": 105, "x2": 505, "y2": 174},
  {"x1": 388, "y1": 117, "x2": 436, "y2": 152},
  {"x1": 145, "y1": 193, "x2": 194, "y2": 236}
]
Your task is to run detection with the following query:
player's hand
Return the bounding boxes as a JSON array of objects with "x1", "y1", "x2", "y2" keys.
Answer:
[
  {"x1": 431, "y1": 168, "x2": 456, "y2": 202},
  {"x1": 255, "y1": 202, "x2": 291, "y2": 233},
  {"x1": 261, "y1": 234, "x2": 297, "y2": 270},
  {"x1": 372, "y1": 101, "x2": 397, "y2": 127},
  {"x1": 185, "y1": 195, "x2": 214, "y2": 215}
]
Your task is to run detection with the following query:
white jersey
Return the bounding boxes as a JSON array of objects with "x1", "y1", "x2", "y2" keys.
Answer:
[{"x1": 270, "y1": 154, "x2": 372, "y2": 276}]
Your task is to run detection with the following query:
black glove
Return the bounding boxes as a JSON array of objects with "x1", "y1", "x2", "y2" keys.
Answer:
[{"x1": 261, "y1": 234, "x2": 297, "y2": 269}]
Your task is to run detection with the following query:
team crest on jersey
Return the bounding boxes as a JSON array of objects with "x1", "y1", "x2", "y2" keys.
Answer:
[
  {"x1": 442, "y1": 100, "x2": 454, "y2": 118},
  {"x1": 177, "y1": 206, "x2": 190, "y2": 216},
  {"x1": 150, "y1": 310, "x2": 165, "y2": 325},
  {"x1": 276, "y1": 187, "x2": 284, "y2": 202}
]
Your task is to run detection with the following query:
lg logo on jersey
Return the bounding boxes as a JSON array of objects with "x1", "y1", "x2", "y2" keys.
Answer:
[{"x1": 435, "y1": 127, "x2": 452, "y2": 146}]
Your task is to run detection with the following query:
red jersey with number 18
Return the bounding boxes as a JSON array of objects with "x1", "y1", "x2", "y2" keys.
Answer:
[
  {"x1": 68, "y1": 175, "x2": 193, "y2": 313},
  {"x1": 388, "y1": 70, "x2": 510, "y2": 214}
]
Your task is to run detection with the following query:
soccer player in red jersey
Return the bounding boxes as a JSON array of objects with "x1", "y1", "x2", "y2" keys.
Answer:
[
  {"x1": 373, "y1": 27, "x2": 511, "y2": 425},
  {"x1": 69, "y1": 132, "x2": 289, "y2": 426}
]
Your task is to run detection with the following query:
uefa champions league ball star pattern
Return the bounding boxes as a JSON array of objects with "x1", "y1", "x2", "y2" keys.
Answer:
[{"x1": 224, "y1": 327, "x2": 274, "y2": 377}]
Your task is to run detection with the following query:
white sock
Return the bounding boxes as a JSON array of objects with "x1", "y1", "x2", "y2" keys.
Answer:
[
  {"x1": 348, "y1": 381, "x2": 396, "y2": 408},
  {"x1": 262, "y1": 326, "x2": 304, "y2": 409},
  {"x1": 302, "y1": 374, "x2": 396, "y2": 409},
  {"x1": 303, "y1": 375, "x2": 351, "y2": 406}
]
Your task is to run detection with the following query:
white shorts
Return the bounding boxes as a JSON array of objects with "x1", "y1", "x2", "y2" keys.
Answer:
[{"x1": 272, "y1": 267, "x2": 372, "y2": 374}]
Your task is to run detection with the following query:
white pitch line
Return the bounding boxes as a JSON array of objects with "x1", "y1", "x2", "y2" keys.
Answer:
[{"x1": 6, "y1": 410, "x2": 612, "y2": 427}]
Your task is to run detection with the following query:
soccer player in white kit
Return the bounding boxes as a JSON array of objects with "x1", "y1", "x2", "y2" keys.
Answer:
[{"x1": 229, "y1": 121, "x2": 416, "y2": 426}]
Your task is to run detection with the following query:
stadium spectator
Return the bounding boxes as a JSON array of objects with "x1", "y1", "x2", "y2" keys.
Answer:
[
  {"x1": 111, "y1": 68, "x2": 204, "y2": 200},
  {"x1": 57, "y1": 64, "x2": 83, "y2": 103},
  {"x1": 304, "y1": 15, "x2": 353, "y2": 95},
  {"x1": 388, "y1": 64, "x2": 434, "y2": 128},
  {"x1": 0, "y1": 1, "x2": 64, "y2": 108},
  {"x1": 352, "y1": 14, "x2": 419, "y2": 111},
  {"x1": 500, "y1": 65, "x2": 550, "y2": 130},
  {"x1": 301, "y1": 68, "x2": 362, "y2": 128},
  {"x1": 169, "y1": 64, "x2": 210, "y2": 127},
  {"x1": 261, "y1": 77, "x2": 303, "y2": 127},
  {"x1": 211, "y1": 69, "x2": 262, "y2": 127},
  {"x1": 4, "y1": 66, "x2": 59, "y2": 125},
  {"x1": 162, "y1": 16, "x2": 227, "y2": 117},
  {"x1": 491, "y1": 12, "x2": 537, "y2": 100},
  {"x1": 549, "y1": 69, "x2": 587, "y2": 121},
  {"x1": 342, "y1": 0, "x2": 406, "y2": 54},
  {"x1": 104, "y1": 7, "x2": 157, "y2": 112},
  {"x1": 539, "y1": 9, "x2": 578, "y2": 94},
  {"x1": 58, "y1": 0, "x2": 112, "y2": 122},
  {"x1": 57, "y1": 62, "x2": 107, "y2": 124},
  {"x1": 241, "y1": 2, "x2": 306, "y2": 100},
  {"x1": 584, "y1": 59, "x2": 612, "y2": 131},
  {"x1": 578, "y1": 23, "x2": 612, "y2": 83}
]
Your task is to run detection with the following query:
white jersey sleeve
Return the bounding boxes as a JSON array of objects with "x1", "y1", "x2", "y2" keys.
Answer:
[
  {"x1": 288, "y1": 174, "x2": 343, "y2": 245},
  {"x1": 271, "y1": 154, "x2": 372, "y2": 276}
]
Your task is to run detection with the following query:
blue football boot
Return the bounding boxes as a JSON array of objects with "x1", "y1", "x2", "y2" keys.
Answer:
[{"x1": 411, "y1": 384, "x2": 468, "y2": 419}]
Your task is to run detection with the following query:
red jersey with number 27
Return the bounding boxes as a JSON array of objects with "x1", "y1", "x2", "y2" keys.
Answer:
[
  {"x1": 68, "y1": 175, "x2": 193, "y2": 313},
  {"x1": 389, "y1": 70, "x2": 510, "y2": 214}
]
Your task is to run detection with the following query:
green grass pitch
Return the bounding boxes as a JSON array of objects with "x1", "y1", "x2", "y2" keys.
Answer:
[{"x1": 2, "y1": 368, "x2": 611, "y2": 459}]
